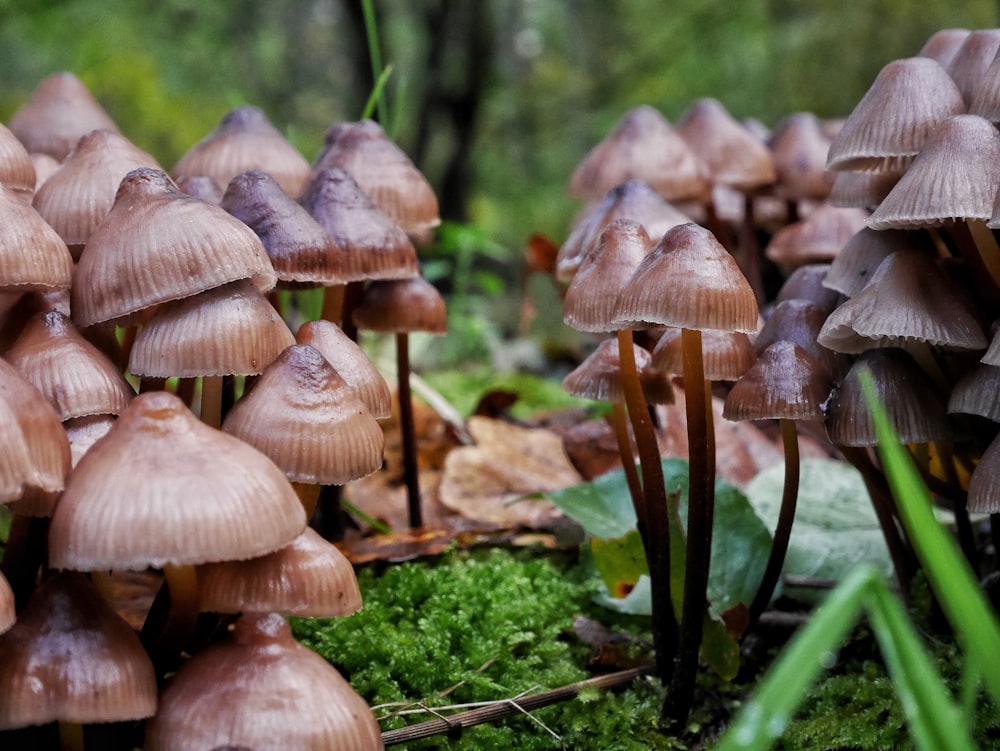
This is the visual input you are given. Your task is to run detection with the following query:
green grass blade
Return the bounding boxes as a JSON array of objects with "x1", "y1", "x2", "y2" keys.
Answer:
[
  {"x1": 858, "y1": 368, "x2": 1000, "y2": 704},
  {"x1": 360, "y1": 0, "x2": 389, "y2": 125},
  {"x1": 361, "y1": 63, "x2": 394, "y2": 122}
]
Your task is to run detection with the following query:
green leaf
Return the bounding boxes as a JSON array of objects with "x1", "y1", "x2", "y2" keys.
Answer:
[
  {"x1": 591, "y1": 529, "x2": 649, "y2": 596},
  {"x1": 701, "y1": 611, "x2": 741, "y2": 681},
  {"x1": 745, "y1": 457, "x2": 893, "y2": 594},
  {"x1": 549, "y1": 466, "x2": 637, "y2": 539}
]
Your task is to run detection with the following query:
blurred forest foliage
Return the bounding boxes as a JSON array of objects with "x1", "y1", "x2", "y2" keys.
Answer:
[{"x1": 1, "y1": 0, "x2": 997, "y2": 266}]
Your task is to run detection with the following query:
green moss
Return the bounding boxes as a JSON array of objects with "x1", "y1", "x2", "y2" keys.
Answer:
[{"x1": 292, "y1": 547, "x2": 678, "y2": 750}]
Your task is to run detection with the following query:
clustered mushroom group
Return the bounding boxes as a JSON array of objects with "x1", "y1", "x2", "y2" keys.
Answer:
[
  {"x1": 0, "y1": 71, "x2": 446, "y2": 749},
  {"x1": 558, "y1": 26, "x2": 1000, "y2": 726}
]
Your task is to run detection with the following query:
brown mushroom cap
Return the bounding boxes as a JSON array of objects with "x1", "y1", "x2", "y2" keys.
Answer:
[
  {"x1": 764, "y1": 204, "x2": 869, "y2": 268},
  {"x1": 221, "y1": 344, "x2": 384, "y2": 485},
  {"x1": 0, "y1": 122, "x2": 37, "y2": 198},
  {"x1": 946, "y1": 28, "x2": 1000, "y2": 107},
  {"x1": 72, "y1": 167, "x2": 278, "y2": 328},
  {"x1": 773, "y1": 263, "x2": 842, "y2": 315},
  {"x1": 755, "y1": 298, "x2": 849, "y2": 380},
  {"x1": 144, "y1": 612, "x2": 382, "y2": 751},
  {"x1": 562, "y1": 337, "x2": 660, "y2": 403},
  {"x1": 767, "y1": 112, "x2": 835, "y2": 202},
  {"x1": 296, "y1": 319, "x2": 392, "y2": 419},
  {"x1": 723, "y1": 341, "x2": 830, "y2": 422},
  {"x1": 7, "y1": 72, "x2": 120, "y2": 161},
  {"x1": 198, "y1": 527, "x2": 362, "y2": 617},
  {"x1": 968, "y1": 432, "x2": 1000, "y2": 512},
  {"x1": 352, "y1": 276, "x2": 447, "y2": 334},
  {"x1": 567, "y1": 105, "x2": 711, "y2": 203},
  {"x1": 826, "y1": 57, "x2": 966, "y2": 173},
  {"x1": 32, "y1": 129, "x2": 161, "y2": 257},
  {"x1": 172, "y1": 105, "x2": 312, "y2": 199},
  {"x1": 128, "y1": 278, "x2": 296, "y2": 378},
  {"x1": 48, "y1": 390, "x2": 306, "y2": 571},
  {"x1": 0, "y1": 182, "x2": 74, "y2": 293},
  {"x1": 828, "y1": 169, "x2": 900, "y2": 210},
  {"x1": 822, "y1": 227, "x2": 934, "y2": 297},
  {"x1": 0, "y1": 572, "x2": 157, "y2": 729},
  {"x1": 948, "y1": 362, "x2": 1000, "y2": 421},
  {"x1": 299, "y1": 167, "x2": 419, "y2": 282},
  {"x1": 0, "y1": 572, "x2": 12, "y2": 635},
  {"x1": 64, "y1": 414, "x2": 116, "y2": 469},
  {"x1": 613, "y1": 223, "x2": 758, "y2": 333},
  {"x1": 563, "y1": 218, "x2": 651, "y2": 332},
  {"x1": 314, "y1": 119, "x2": 440, "y2": 236},
  {"x1": 650, "y1": 327, "x2": 755, "y2": 382}
]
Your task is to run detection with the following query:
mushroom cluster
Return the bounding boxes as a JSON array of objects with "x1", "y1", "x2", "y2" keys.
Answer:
[
  {"x1": 0, "y1": 71, "x2": 444, "y2": 749},
  {"x1": 558, "y1": 25, "x2": 1000, "y2": 726}
]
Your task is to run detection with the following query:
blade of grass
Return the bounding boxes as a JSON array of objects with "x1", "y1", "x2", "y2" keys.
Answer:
[{"x1": 360, "y1": 0, "x2": 390, "y2": 124}]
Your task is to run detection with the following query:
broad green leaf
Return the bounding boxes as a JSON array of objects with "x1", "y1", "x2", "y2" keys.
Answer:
[
  {"x1": 701, "y1": 611, "x2": 741, "y2": 681},
  {"x1": 549, "y1": 466, "x2": 637, "y2": 539},
  {"x1": 591, "y1": 529, "x2": 648, "y2": 596},
  {"x1": 592, "y1": 573, "x2": 652, "y2": 615},
  {"x1": 745, "y1": 457, "x2": 893, "y2": 593}
]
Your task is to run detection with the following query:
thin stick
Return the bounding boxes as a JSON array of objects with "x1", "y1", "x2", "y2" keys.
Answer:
[
  {"x1": 321, "y1": 284, "x2": 346, "y2": 324},
  {"x1": 200, "y1": 375, "x2": 224, "y2": 429},
  {"x1": 381, "y1": 665, "x2": 655, "y2": 746},
  {"x1": 612, "y1": 401, "x2": 643, "y2": 513},
  {"x1": 397, "y1": 332, "x2": 422, "y2": 528}
]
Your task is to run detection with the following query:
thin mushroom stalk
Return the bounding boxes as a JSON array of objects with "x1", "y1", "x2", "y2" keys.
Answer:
[{"x1": 396, "y1": 331, "x2": 422, "y2": 528}]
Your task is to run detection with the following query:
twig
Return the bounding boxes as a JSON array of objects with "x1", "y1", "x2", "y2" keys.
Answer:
[{"x1": 380, "y1": 665, "x2": 655, "y2": 746}]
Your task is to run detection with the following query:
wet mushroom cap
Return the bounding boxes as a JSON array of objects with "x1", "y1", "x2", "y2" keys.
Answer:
[
  {"x1": 650, "y1": 327, "x2": 755, "y2": 382},
  {"x1": 352, "y1": 276, "x2": 447, "y2": 334},
  {"x1": 723, "y1": 341, "x2": 830, "y2": 422}
]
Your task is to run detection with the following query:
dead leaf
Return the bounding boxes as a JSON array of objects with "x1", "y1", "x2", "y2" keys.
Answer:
[
  {"x1": 438, "y1": 416, "x2": 582, "y2": 528},
  {"x1": 338, "y1": 527, "x2": 455, "y2": 565}
]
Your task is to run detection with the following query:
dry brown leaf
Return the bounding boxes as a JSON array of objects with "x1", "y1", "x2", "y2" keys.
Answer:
[{"x1": 438, "y1": 416, "x2": 582, "y2": 528}]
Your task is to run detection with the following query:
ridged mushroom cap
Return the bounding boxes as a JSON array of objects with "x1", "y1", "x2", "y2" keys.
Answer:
[
  {"x1": 650, "y1": 327, "x2": 756, "y2": 382},
  {"x1": 774, "y1": 263, "x2": 842, "y2": 315},
  {"x1": 48, "y1": 390, "x2": 306, "y2": 570},
  {"x1": 0, "y1": 122, "x2": 37, "y2": 198},
  {"x1": 723, "y1": 341, "x2": 830, "y2": 422},
  {"x1": 352, "y1": 276, "x2": 447, "y2": 334},
  {"x1": 946, "y1": 28, "x2": 1000, "y2": 107},
  {"x1": 562, "y1": 337, "x2": 672, "y2": 404},
  {"x1": 0, "y1": 182, "x2": 74, "y2": 293},
  {"x1": 765, "y1": 204, "x2": 869, "y2": 268},
  {"x1": 823, "y1": 227, "x2": 934, "y2": 297}
]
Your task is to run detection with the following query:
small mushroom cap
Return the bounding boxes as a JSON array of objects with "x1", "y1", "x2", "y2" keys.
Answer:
[
  {"x1": 764, "y1": 204, "x2": 869, "y2": 268},
  {"x1": 828, "y1": 169, "x2": 901, "y2": 210},
  {"x1": 8, "y1": 72, "x2": 120, "y2": 160},
  {"x1": 72, "y1": 167, "x2": 278, "y2": 328},
  {"x1": 826, "y1": 57, "x2": 966, "y2": 173},
  {"x1": 968, "y1": 432, "x2": 1000, "y2": 512},
  {"x1": 948, "y1": 362, "x2": 1000, "y2": 421},
  {"x1": 919, "y1": 28, "x2": 970, "y2": 69},
  {"x1": 172, "y1": 105, "x2": 312, "y2": 198},
  {"x1": 723, "y1": 341, "x2": 830, "y2": 422},
  {"x1": 755, "y1": 299, "x2": 849, "y2": 380},
  {"x1": 299, "y1": 167, "x2": 419, "y2": 281},
  {"x1": 128, "y1": 279, "x2": 296, "y2": 378},
  {"x1": 767, "y1": 112, "x2": 835, "y2": 202},
  {"x1": 823, "y1": 227, "x2": 933, "y2": 297},
  {"x1": 296, "y1": 319, "x2": 392, "y2": 419},
  {"x1": 563, "y1": 218, "x2": 651, "y2": 332},
  {"x1": 144, "y1": 612, "x2": 383, "y2": 751},
  {"x1": 774, "y1": 263, "x2": 842, "y2": 314},
  {"x1": 64, "y1": 414, "x2": 116, "y2": 469},
  {"x1": 352, "y1": 276, "x2": 447, "y2": 334},
  {"x1": 198, "y1": 527, "x2": 363, "y2": 617},
  {"x1": 614, "y1": 223, "x2": 758, "y2": 333},
  {"x1": 946, "y1": 28, "x2": 1000, "y2": 107},
  {"x1": 0, "y1": 121, "x2": 37, "y2": 198},
  {"x1": 562, "y1": 337, "x2": 670, "y2": 404},
  {"x1": 48, "y1": 390, "x2": 306, "y2": 571},
  {"x1": 0, "y1": 182, "x2": 74, "y2": 293},
  {"x1": 0, "y1": 572, "x2": 157, "y2": 729},
  {"x1": 221, "y1": 344, "x2": 384, "y2": 485},
  {"x1": 650, "y1": 327, "x2": 756, "y2": 382}
]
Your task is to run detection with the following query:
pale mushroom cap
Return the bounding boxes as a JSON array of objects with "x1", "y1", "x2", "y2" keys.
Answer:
[
  {"x1": 614, "y1": 223, "x2": 758, "y2": 333},
  {"x1": 562, "y1": 337, "x2": 653, "y2": 403},
  {"x1": 352, "y1": 276, "x2": 447, "y2": 334},
  {"x1": 0, "y1": 572, "x2": 157, "y2": 729},
  {"x1": 145, "y1": 612, "x2": 383, "y2": 751},
  {"x1": 72, "y1": 167, "x2": 278, "y2": 328},
  {"x1": 768, "y1": 112, "x2": 835, "y2": 202},
  {"x1": 919, "y1": 28, "x2": 970, "y2": 69},
  {"x1": 765, "y1": 204, "x2": 869, "y2": 268},
  {"x1": 826, "y1": 57, "x2": 966, "y2": 173},
  {"x1": 49, "y1": 390, "x2": 306, "y2": 570},
  {"x1": 723, "y1": 341, "x2": 830, "y2": 422},
  {"x1": 650, "y1": 327, "x2": 756, "y2": 382},
  {"x1": 828, "y1": 169, "x2": 900, "y2": 210},
  {"x1": 296, "y1": 319, "x2": 392, "y2": 419},
  {"x1": 946, "y1": 28, "x2": 1000, "y2": 106},
  {"x1": 64, "y1": 414, "x2": 116, "y2": 469},
  {"x1": 173, "y1": 105, "x2": 312, "y2": 198},
  {"x1": 198, "y1": 527, "x2": 363, "y2": 617},
  {"x1": 128, "y1": 278, "x2": 296, "y2": 378},
  {"x1": 221, "y1": 344, "x2": 384, "y2": 485},
  {"x1": 823, "y1": 227, "x2": 933, "y2": 297},
  {"x1": 0, "y1": 182, "x2": 74, "y2": 293},
  {"x1": 774, "y1": 263, "x2": 842, "y2": 315},
  {"x1": 0, "y1": 121, "x2": 37, "y2": 198}
]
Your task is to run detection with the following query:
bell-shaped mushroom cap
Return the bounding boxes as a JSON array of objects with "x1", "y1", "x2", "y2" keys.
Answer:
[
  {"x1": 868, "y1": 114, "x2": 1000, "y2": 229},
  {"x1": 765, "y1": 204, "x2": 869, "y2": 268},
  {"x1": 352, "y1": 276, "x2": 447, "y2": 334},
  {"x1": 198, "y1": 527, "x2": 362, "y2": 617},
  {"x1": 222, "y1": 344, "x2": 384, "y2": 485},
  {"x1": 555, "y1": 179, "x2": 692, "y2": 283},
  {"x1": 774, "y1": 263, "x2": 842, "y2": 314},
  {"x1": 823, "y1": 227, "x2": 934, "y2": 297},
  {"x1": 968, "y1": 432, "x2": 1000, "y2": 512},
  {"x1": 299, "y1": 167, "x2": 419, "y2": 282},
  {"x1": 0, "y1": 357, "x2": 71, "y2": 513},
  {"x1": 563, "y1": 337, "x2": 662, "y2": 403},
  {"x1": 650, "y1": 327, "x2": 755, "y2": 382},
  {"x1": 0, "y1": 572, "x2": 12, "y2": 635},
  {"x1": 7, "y1": 72, "x2": 120, "y2": 160},
  {"x1": 172, "y1": 105, "x2": 312, "y2": 199},
  {"x1": 981, "y1": 323, "x2": 1000, "y2": 366},
  {"x1": 5, "y1": 311, "x2": 134, "y2": 420},
  {"x1": 767, "y1": 112, "x2": 835, "y2": 202},
  {"x1": 818, "y1": 251, "x2": 987, "y2": 353},
  {"x1": 222, "y1": 169, "x2": 350, "y2": 286},
  {"x1": 826, "y1": 348, "x2": 951, "y2": 446},
  {"x1": 613, "y1": 223, "x2": 758, "y2": 333},
  {"x1": 175, "y1": 174, "x2": 224, "y2": 203},
  {"x1": 919, "y1": 28, "x2": 970, "y2": 69},
  {"x1": 676, "y1": 97, "x2": 776, "y2": 192},
  {"x1": 723, "y1": 341, "x2": 830, "y2": 422},
  {"x1": 969, "y1": 41, "x2": 1000, "y2": 123},
  {"x1": 563, "y1": 219, "x2": 651, "y2": 332},
  {"x1": 314, "y1": 119, "x2": 440, "y2": 237},
  {"x1": 0, "y1": 183, "x2": 74, "y2": 293},
  {"x1": 72, "y1": 167, "x2": 278, "y2": 328},
  {"x1": 754, "y1": 299, "x2": 849, "y2": 380},
  {"x1": 946, "y1": 29, "x2": 1000, "y2": 106},
  {"x1": 296, "y1": 319, "x2": 392, "y2": 419},
  {"x1": 48, "y1": 390, "x2": 306, "y2": 571},
  {"x1": 30, "y1": 153, "x2": 60, "y2": 192},
  {"x1": 145, "y1": 611, "x2": 382, "y2": 751},
  {"x1": 948, "y1": 362, "x2": 1000, "y2": 421},
  {"x1": 0, "y1": 572, "x2": 157, "y2": 729},
  {"x1": 827, "y1": 57, "x2": 966, "y2": 173},
  {"x1": 32, "y1": 129, "x2": 161, "y2": 258},
  {"x1": 828, "y1": 169, "x2": 900, "y2": 210},
  {"x1": 128, "y1": 279, "x2": 296, "y2": 378},
  {"x1": 64, "y1": 414, "x2": 116, "y2": 469},
  {"x1": 567, "y1": 105, "x2": 711, "y2": 203},
  {"x1": 0, "y1": 122, "x2": 36, "y2": 198}
]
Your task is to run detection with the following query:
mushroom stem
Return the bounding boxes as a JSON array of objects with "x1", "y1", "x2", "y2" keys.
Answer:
[
  {"x1": 748, "y1": 418, "x2": 800, "y2": 626},
  {"x1": 321, "y1": 283, "x2": 346, "y2": 324},
  {"x1": 57, "y1": 720, "x2": 85, "y2": 751},
  {"x1": 0, "y1": 514, "x2": 48, "y2": 609},
  {"x1": 141, "y1": 563, "x2": 201, "y2": 675},
  {"x1": 340, "y1": 281, "x2": 366, "y2": 342},
  {"x1": 293, "y1": 482, "x2": 322, "y2": 521},
  {"x1": 664, "y1": 326, "x2": 714, "y2": 726},
  {"x1": 397, "y1": 332, "x2": 422, "y2": 528},
  {"x1": 611, "y1": 400, "x2": 643, "y2": 514},
  {"x1": 200, "y1": 375, "x2": 224, "y2": 429},
  {"x1": 739, "y1": 193, "x2": 766, "y2": 307},
  {"x1": 615, "y1": 328, "x2": 677, "y2": 682}
]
